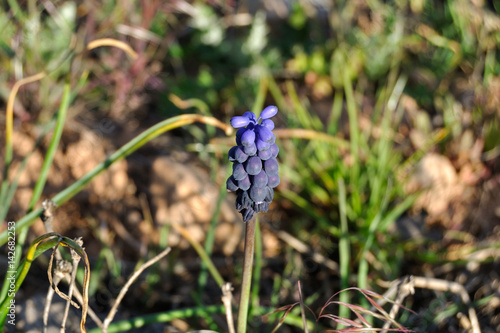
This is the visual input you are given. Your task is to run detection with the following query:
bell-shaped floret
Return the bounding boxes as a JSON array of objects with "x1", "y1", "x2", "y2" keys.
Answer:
[
  {"x1": 243, "y1": 143, "x2": 257, "y2": 156},
  {"x1": 260, "y1": 105, "x2": 278, "y2": 119},
  {"x1": 253, "y1": 170, "x2": 268, "y2": 188},
  {"x1": 245, "y1": 156, "x2": 262, "y2": 175},
  {"x1": 233, "y1": 146, "x2": 248, "y2": 163},
  {"x1": 269, "y1": 144, "x2": 279, "y2": 158},
  {"x1": 256, "y1": 139, "x2": 270, "y2": 151},
  {"x1": 226, "y1": 176, "x2": 239, "y2": 192},
  {"x1": 231, "y1": 116, "x2": 250, "y2": 128},
  {"x1": 228, "y1": 146, "x2": 237, "y2": 162},
  {"x1": 241, "y1": 129, "x2": 256, "y2": 147},
  {"x1": 267, "y1": 173, "x2": 280, "y2": 188},
  {"x1": 238, "y1": 174, "x2": 251, "y2": 191},
  {"x1": 265, "y1": 187, "x2": 274, "y2": 202},
  {"x1": 232, "y1": 163, "x2": 247, "y2": 181},
  {"x1": 250, "y1": 185, "x2": 267, "y2": 203},
  {"x1": 258, "y1": 147, "x2": 273, "y2": 160},
  {"x1": 263, "y1": 158, "x2": 279, "y2": 175},
  {"x1": 256, "y1": 126, "x2": 275, "y2": 143},
  {"x1": 261, "y1": 119, "x2": 275, "y2": 131}
]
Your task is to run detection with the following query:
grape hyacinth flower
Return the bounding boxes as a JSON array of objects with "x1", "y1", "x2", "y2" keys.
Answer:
[{"x1": 227, "y1": 106, "x2": 280, "y2": 222}]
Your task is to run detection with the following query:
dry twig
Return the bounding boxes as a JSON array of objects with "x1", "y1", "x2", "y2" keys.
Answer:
[
  {"x1": 379, "y1": 275, "x2": 481, "y2": 333},
  {"x1": 102, "y1": 247, "x2": 172, "y2": 333},
  {"x1": 222, "y1": 282, "x2": 236, "y2": 333}
]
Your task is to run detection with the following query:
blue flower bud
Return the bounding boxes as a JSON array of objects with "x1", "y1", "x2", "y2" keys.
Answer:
[
  {"x1": 242, "y1": 111, "x2": 257, "y2": 123},
  {"x1": 238, "y1": 174, "x2": 251, "y2": 191},
  {"x1": 243, "y1": 143, "x2": 257, "y2": 156},
  {"x1": 257, "y1": 147, "x2": 273, "y2": 161},
  {"x1": 228, "y1": 146, "x2": 238, "y2": 162},
  {"x1": 256, "y1": 139, "x2": 270, "y2": 151},
  {"x1": 267, "y1": 173, "x2": 280, "y2": 188},
  {"x1": 233, "y1": 163, "x2": 247, "y2": 181},
  {"x1": 256, "y1": 126, "x2": 274, "y2": 143},
  {"x1": 269, "y1": 144, "x2": 279, "y2": 158},
  {"x1": 250, "y1": 185, "x2": 267, "y2": 202},
  {"x1": 265, "y1": 187, "x2": 274, "y2": 202},
  {"x1": 231, "y1": 116, "x2": 250, "y2": 128},
  {"x1": 253, "y1": 170, "x2": 268, "y2": 188},
  {"x1": 241, "y1": 129, "x2": 256, "y2": 147},
  {"x1": 261, "y1": 119, "x2": 275, "y2": 130},
  {"x1": 234, "y1": 146, "x2": 248, "y2": 163},
  {"x1": 260, "y1": 105, "x2": 278, "y2": 119},
  {"x1": 245, "y1": 156, "x2": 262, "y2": 175},
  {"x1": 263, "y1": 158, "x2": 279, "y2": 175},
  {"x1": 226, "y1": 176, "x2": 239, "y2": 191}
]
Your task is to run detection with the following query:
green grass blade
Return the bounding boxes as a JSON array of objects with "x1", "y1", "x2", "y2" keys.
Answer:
[
  {"x1": 337, "y1": 177, "x2": 351, "y2": 325},
  {"x1": 0, "y1": 115, "x2": 230, "y2": 246}
]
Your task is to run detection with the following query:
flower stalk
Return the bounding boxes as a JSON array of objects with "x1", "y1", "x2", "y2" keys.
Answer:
[{"x1": 237, "y1": 215, "x2": 256, "y2": 333}]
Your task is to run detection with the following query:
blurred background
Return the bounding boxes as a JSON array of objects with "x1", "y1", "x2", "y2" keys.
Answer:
[{"x1": 1, "y1": 0, "x2": 499, "y2": 332}]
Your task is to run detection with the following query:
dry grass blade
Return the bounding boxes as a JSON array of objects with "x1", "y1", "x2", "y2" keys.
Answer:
[
  {"x1": 298, "y1": 281, "x2": 309, "y2": 333},
  {"x1": 262, "y1": 303, "x2": 299, "y2": 333},
  {"x1": 101, "y1": 247, "x2": 172, "y2": 333},
  {"x1": 86, "y1": 38, "x2": 138, "y2": 59},
  {"x1": 47, "y1": 242, "x2": 80, "y2": 309}
]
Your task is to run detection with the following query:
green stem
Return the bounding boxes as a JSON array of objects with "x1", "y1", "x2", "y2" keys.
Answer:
[
  {"x1": 251, "y1": 217, "x2": 262, "y2": 310},
  {"x1": 237, "y1": 216, "x2": 256, "y2": 333},
  {"x1": 337, "y1": 178, "x2": 350, "y2": 326}
]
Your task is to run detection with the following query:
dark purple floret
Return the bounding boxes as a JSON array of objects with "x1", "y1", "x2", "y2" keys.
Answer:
[
  {"x1": 238, "y1": 174, "x2": 251, "y2": 191},
  {"x1": 241, "y1": 129, "x2": 256, "y2": 147},
  {"x1": 263, "y1": 158, "x2": 279, "y2": 175},
  {"x1": 227, "y1": 106, "x2": 280, "y2": 222},
  {"x1": 253, "y1": 170, "x2": 268, "y2": 188},
  {"x1": 257, "y1": 148, "x2": 273, "y2": 161},
  {"x1": 234, "y1": 146, "x2": 249, "y2": 163},
  {"x1": 233, "y1": 163, "x2": 247, "y2": 181},
  {"x1": 243, "y1": 143, "x2": 257, "y2": 156},
  {"x1": 226, "y1": 176, "x2": 239, "y2": 192},
  {"x1": 256, "y1": 139, "x2": 270, "y2": 151},
  {"x1": 256, "y1": 126, "x2": 274, "y2": 143},
  {"x1": 245, "y1": 156, "x2": 262, "y2": 175},
  {"x1": 267, "y1": 173, "x2": 280, "y2": 188}
]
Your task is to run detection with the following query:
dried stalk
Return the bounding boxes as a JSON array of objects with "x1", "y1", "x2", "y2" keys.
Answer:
[{"x1": 102, "y1": 247, "x2": 172, "y2": 333}]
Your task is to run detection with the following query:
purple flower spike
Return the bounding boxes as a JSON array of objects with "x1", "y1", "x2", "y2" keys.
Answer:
[
  {"x1": 259, "y1": 105, "x2": 278, "y2": 119},
  {"x1": 231, "y1": 116, "x2": 250, "y2": 128},
  {"x1": 227, "y1": 106, "x2": 280, "y2": 222}
]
